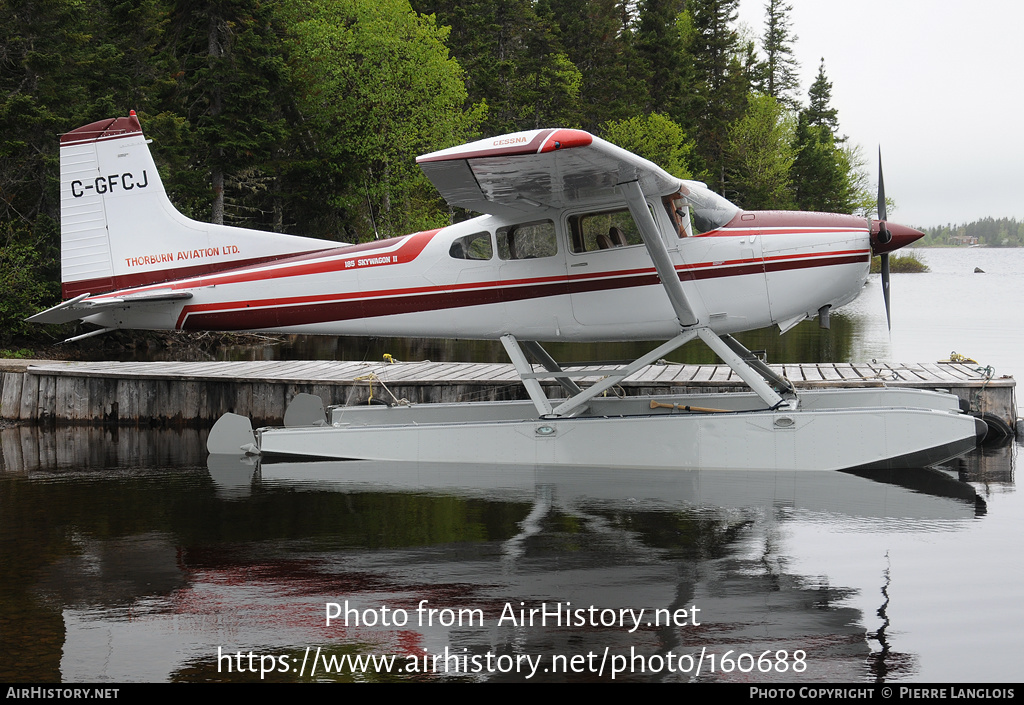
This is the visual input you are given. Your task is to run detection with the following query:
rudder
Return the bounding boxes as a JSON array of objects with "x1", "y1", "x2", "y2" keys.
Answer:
[{"x1": 59, "y1": 112, "x2": 339, "y2": 298}]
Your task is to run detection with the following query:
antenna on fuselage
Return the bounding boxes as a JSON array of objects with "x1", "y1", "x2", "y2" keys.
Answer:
[{"x1": 364, "y1": 179, "x2": 380, "y2": 240}]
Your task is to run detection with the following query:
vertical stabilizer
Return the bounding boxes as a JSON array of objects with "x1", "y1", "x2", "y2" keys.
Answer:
[{"x1": 59, "y1": 112, "x2": 340, "y2": 298}]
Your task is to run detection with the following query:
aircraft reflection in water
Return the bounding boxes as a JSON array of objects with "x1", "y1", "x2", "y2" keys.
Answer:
[
  {"x1": 2, "y1": 424, "x2": 1007, "y2": 682},
  {"x1": 32, "y1": 113, "x2": 985, "y2": 471}
]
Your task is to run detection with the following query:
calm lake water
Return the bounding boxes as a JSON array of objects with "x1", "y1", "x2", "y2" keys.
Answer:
[{"x1": 1, "y1": 247, "x2": 1021, "y2": 683}]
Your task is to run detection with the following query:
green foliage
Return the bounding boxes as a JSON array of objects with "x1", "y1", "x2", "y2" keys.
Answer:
[
  {"x1": 164, "y1": 0, "x2": 293, "y2": 225},
  {"x1": 685, "y1": 0, "x2": 755, "y2": 188},
  {"x1": 918, "y1": 218, "x2": 1024, "y2": 247},
  {"x1": 789, "y1": 63, "x2": 857, "y2": 214},
  {"x1": 0, "y1": 237, "x2": 59, "y2": 345},
  {"x1": 548, "y1": 0, "x2": 646, "y2": 131},
  {"x1": 804, "y1": 58, "x2": 840, "y2": 137},
  {"x1": 514, "y1": 6, "x2": 584, "y2": 131},
  {"x1": 599, "y1": 113, "x2": 694, "y2": 179},
  {"x1": 413, "y1": 0, "x2": 579, "y2": 136},
  {"x1": 844, "y1": 144, "x2": 884, "y2": 218},
  {"x1": 286, "y1": 0, "x2": 484, "y2": 239},
  {"x1": 725, "y1": 93, "x2": 795, "y2": 209},
  {"x1": 758, "y1": 0, "x2": 800, "y2": 109},
  {"x1": 791, "y1": 117, "x2": 854, "y2": 212},
  {"x1": 634, "y1": 0, "x2": 689, "y2": 121},
  {"x1": 870, "y1": 253, "x2": 929, "y2": 273},
  {"x1": 0, "y1": 0, "x2": 899, "y2": 343}
]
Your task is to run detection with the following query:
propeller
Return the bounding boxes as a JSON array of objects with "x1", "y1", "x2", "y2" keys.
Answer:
[
  {"x1": 869, "y1": 151, "x2": 926, "y2": 330},
  {"x1": 876, "y1": 148, "x2": 893, "y2": 330}
]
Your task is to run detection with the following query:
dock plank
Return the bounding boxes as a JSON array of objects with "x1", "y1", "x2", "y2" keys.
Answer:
[
  {"x1": 5, "y1": 358, "x2": 1014, "y2": 428},
  {"x1": 656, "y1": 365, "x2": 690, "y2": 383},
  {"x1": 819, "y1": 364, "x2": 844, "y2": 381},
  {"x1": 709, "y1": 366, "x2": 733, "y2": 382},
  {"x1": 833, "y1": 364, "x2": 859, "y2": 380},
  {"x1": 942, "y1": 363, "x2": 980, "y2": 381},
  {"x1": 690, "y1": 366, "x2": 715, "y2": 382}
]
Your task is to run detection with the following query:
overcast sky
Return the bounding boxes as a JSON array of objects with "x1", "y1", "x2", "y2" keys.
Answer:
[{"x1": 734, "y1": 0, "x2": 1023, "y2": 227}]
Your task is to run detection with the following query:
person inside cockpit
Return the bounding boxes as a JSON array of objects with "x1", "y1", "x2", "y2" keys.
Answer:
[{"x1": 663, "y1": 182, "x2": 740, "y2": 237}]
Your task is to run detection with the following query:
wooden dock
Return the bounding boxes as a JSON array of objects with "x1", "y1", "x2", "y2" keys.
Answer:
[{"x1": 0, "y1": 358, "x2": 1016, "y2": 430}]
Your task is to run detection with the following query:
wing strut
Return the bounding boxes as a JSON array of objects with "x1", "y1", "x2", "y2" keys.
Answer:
[
  {"x1": 502, "y1": 331, "x2": 698, "y2": 418},
  {"x1": 719, "y1": 334, "x2": 795, "y2": 396},
  {"x1": 618, "y1": 180, "x2": 699, "y2": 327},
  {"x1": 697, "y1": 330, "x2": 788, "y2": 409},
  {"x1": 501, "y1": 335, "x2": 554, "y2": 416},
  {"x1": 618, "y1": 181, "x2": 792, "y2": 409},
  {"x1": 519, "y1": 340, "x2": 583, "y2": 397}
]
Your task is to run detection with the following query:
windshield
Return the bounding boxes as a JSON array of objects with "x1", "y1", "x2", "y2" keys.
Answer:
[{"x1": 680, "y1": 181, "x2": 740, "y2": 233}]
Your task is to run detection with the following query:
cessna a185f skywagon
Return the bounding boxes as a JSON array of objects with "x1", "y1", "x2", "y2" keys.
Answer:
[{"x1": 31, "y1": 112, "x2": 985, "y2": 470}]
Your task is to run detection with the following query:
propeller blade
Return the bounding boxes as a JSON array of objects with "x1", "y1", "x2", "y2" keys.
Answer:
[
  {"x1": 881, "y1": 252, "x2": 891, "y2": 331},
  {"x1": 877, "y1": 147, "x2": 887, "y2": 223},
  {"x1": 877, "y1": 148, "x2": 892, "y2": 330},
  {"x1": 876, "y1": 147, "x2": 891, "y2": 246}
]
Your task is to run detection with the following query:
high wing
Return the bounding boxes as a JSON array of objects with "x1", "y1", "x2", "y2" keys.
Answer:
[
  {"x1": 420, "y1": 128, "x2": 700, "y2": 328},
  {"x1": 416, "y1": 129, "x2": 682, "y2": 216}
]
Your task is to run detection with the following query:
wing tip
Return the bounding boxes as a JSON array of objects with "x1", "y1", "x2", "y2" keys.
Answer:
[
  {"x1": 418, "y1": 128, "x2": 598, "y2": 164},
  {"x1": 538, "y1": 129, "x2": 593, "y2": 153}
]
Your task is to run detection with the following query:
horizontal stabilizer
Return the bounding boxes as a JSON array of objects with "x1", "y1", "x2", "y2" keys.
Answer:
[
  {"x1": 100, "y1": 290, "x2": 194, "y2": 304},
  {"x1": 26, "y1": 290, "x2": 193, "y2": 325}
]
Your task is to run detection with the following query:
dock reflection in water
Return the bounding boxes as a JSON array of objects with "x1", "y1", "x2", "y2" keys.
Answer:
[{"x1": 0, "y1": 425, "x2": 1017, "y2": 683}]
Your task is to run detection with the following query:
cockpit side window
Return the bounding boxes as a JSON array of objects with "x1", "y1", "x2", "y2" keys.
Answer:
[
  {"x1": 677, "y1": 181, "x2": 741, "y2": 235},
  {"x1": 449, "y1": 231, "x2": 493, "y2": 260},
  {"x1": 497, "y1": 220, "x2": 557, "y2": 260},
  {"x1": 568, "y1": 208, "x2": 643, "y2": 253},
  {"x1": 662, "y1": 193, "x2": 691, "y2": 238}
]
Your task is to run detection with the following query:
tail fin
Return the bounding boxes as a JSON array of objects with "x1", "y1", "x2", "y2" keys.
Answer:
[{"x1": 59, "y1": 112, "x2": 339, "y2": 298}]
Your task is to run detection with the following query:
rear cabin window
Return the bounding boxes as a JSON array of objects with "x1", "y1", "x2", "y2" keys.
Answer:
[
  {"x1": 568, "y1": 208, "x2": 644, "y2": 253},
  {"x1": 497, "y1": 220, "x2": 557, "y2": 260},
  {"x1": 449, "y1": 231, "x2": 493, "y2": 260}
]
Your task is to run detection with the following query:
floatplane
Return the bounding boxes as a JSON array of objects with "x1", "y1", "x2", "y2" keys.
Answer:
[{"x1": 31, "y1": 112, "x2": 984, "y2": 470}]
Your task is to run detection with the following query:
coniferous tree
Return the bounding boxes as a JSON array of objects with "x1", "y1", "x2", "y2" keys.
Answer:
[
  {"x1": 549, "y1": 0, "x2": 646, "y2": 130},
  {"x1": 791, "y1": 116, "x2": 853, "y2": 212},
  {"x1": 165, "y1": 0, "x2": 292, "y2": 225},
  {"x1": 790, "y1": 59, "x2": 854, "y2": 212},
  {"x1": 759, "y1": 0, "x2": 800, "y2": 109},
  {"x1": 413, "y1": 0, "x2": 580, "y2": 135},
  {"x1": 518, "y1": 0, "x2": 583, "y2": 129},
  {"x1": 686, "y1": 0, "x2": 753, "y2": 191},
  {"x1": 804, "y1": 58, "x2": 840, "y2": 136},
  {"x1": 633, "y1": 0, "x2": 688, "y2": 122}
]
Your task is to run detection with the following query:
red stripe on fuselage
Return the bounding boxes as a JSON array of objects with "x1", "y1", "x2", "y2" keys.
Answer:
[
  {"x1": 175, "y1": 248, "x2": 869, "y2": 331},
  {"x1": 63, "y1": 250, "x2": 336, "y2": 299},
  {"x1": 84, "y1": 230, "x2": 441, "y2": 304}
]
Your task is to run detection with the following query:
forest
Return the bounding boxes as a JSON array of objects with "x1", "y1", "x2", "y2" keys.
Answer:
[
  {"x1": 917, "y1": 218, "x2": 1024, "y2": 248},
  {"x1": 1, "y1": 0, "x2": 871, "y2": 344}
]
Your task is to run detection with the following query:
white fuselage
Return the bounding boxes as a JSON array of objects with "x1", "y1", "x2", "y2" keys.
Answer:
[
  {"x1": 51, "y1": 117, "x2": 875, "y2": 344},
  {"x1": 81, "y1": 203, "x2": 871, "y2": 341}
]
